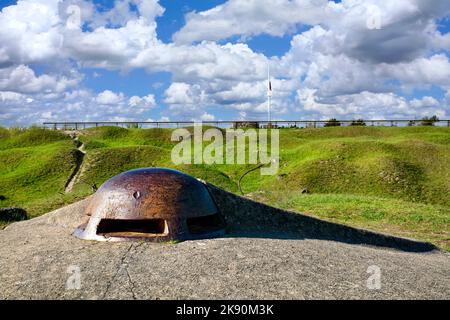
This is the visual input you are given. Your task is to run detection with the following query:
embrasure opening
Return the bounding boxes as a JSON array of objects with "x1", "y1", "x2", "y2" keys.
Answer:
[
  {"x1": 97, "y1": 219, "x2": 167, "y2": 237},
  {"x1": 187, "y1": 214, "x2": 224, "y2": 235}
]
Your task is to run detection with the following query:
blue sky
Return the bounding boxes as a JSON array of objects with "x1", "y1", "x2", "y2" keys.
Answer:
[
  {"x1": 156, "y1": 0, "x2": 228, "y2": 43},
  {"x1": 76, "y1": 0, "x2": 297, "y2": 121},
  {"x1": 1, "y1": 0, "x2": 450, "y2": 125}
]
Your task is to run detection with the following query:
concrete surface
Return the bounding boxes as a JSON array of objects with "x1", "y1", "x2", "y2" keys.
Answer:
[{"x1": 0, "y1": 186, "x2": 449, "y2": 300}]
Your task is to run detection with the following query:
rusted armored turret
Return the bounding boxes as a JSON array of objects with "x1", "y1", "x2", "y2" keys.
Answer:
[{"x1": 74, "y1": 168, "x2": 225, "y2": 242}]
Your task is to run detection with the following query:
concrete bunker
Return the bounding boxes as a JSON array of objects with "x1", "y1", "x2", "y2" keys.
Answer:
[{"x1": 74, "y1": 168, "x2": 225, "y2": 242}]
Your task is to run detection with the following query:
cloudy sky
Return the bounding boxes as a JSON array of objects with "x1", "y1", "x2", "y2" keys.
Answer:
[{"x1": 1, "y1": 0, "x2": 450, "y2": 126}]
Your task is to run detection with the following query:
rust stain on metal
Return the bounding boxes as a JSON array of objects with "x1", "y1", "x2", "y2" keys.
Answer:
[{"x1": 74, "y1": 168, "x2": 225, "y2": 242}]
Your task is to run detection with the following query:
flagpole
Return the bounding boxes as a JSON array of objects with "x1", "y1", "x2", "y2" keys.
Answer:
[{"x1": 267, "y1": 63, "x2": 272, "y2": 128}]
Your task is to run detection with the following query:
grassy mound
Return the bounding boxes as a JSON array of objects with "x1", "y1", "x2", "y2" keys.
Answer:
[
  {"x1": 271, "y1": 137, "x2": 450, "y2": 206},
  {"x1": 81, "y1": 127, "x2": 174, "y2": 150},
  {"x1": 0, "y1": 128, "x2": 79, "y2": 222},
  {"x1": 0, "y1": 127, "x2": 69, "y2": 150}
]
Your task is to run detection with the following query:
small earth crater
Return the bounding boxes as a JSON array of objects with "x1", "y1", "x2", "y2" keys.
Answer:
[{"x1": 0, "y1": 207, "x2": 27, "y2": 222}]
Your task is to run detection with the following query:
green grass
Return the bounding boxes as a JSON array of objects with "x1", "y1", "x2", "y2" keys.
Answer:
[
  {"x1": 249, "y1": 192, "x2": 450, "y2": 251},
  {"x1": 0, "y1": 128, "x2": 82, "y2": 220},
  {"x1": 1, "y1": 125, "x2": 449, "y2": 250}
]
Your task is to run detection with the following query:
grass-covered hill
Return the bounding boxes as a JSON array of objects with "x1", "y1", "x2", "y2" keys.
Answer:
[
  {"x1": 0, "y1": 125, "x2": 449, "y2": 250},
  {"x1": 0, "y1": 127, "x2": 80, "y2": 221}
]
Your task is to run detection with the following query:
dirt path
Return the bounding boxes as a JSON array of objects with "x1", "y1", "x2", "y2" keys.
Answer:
[{"x1": 64, "y1": 138, "x2": 86, "y2": 193}]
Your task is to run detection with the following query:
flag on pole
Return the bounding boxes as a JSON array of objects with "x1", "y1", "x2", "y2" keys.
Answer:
[
  {"x1": 268, "y1": 71, "x2": 272, "y2": 97},
  {"x1": 267, "y1": 63, "x2": 272, "y2": 125}
]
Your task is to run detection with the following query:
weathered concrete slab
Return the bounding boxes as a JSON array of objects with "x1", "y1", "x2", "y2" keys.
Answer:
[{"x1": 0, "y1": 186, "x2": 449, "y2": 300}]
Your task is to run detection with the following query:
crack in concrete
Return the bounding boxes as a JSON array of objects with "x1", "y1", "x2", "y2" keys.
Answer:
[
  {"x1": 124, "y1": 266, "x2": 137, "y2": 300},
  {"x1": 124, "y1": 242, "x2": 146, "y2": 300},
  {"x1": 122, "y1": 243, "x2": 144, "y2": 300},
  {"x1": 101, "y1": 243, "x2": 144, "y2": 300},
  {"x1": 101, "y1": 244, "x2": 133, "y2": 299}
]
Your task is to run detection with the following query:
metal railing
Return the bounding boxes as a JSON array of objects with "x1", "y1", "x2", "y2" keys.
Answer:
[{"x1": 43, "y1": 119, "x2": 450, "y2": 130}]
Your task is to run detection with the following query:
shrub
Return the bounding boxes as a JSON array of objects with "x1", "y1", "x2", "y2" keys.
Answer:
[
  {"x1": 0, "y1": 127, "x2": 10, "y2": 139},
  {"x1": 421, "y1": 116, "x2": 439, "y2": 126},
  {"x1": 350, "y1": 119, "x2": 366, "y2": 126},
  {"x1": 0, "y1": 207, "x2": 27, "y2": 222},
  {"x1": 324, "y1": 119, "x2": 341, "y2": 127},
  {"x1": 127, "y1": 123, "x2": 140, "y2": 129}
]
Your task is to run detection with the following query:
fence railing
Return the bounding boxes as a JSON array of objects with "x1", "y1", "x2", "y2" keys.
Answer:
[{"x1": 43, "y1": 120, "x2": 450, "y2": 130}]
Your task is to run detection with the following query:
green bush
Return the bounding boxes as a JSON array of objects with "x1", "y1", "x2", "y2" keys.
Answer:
[
  {"x1": 0, "y1": 127, "x2": 10, "y2": 139},
  {"x1": 421, "y1": 116, "x2": 439, "y2": 126},
  {"x1": 350, "y1": 119, "x2": 366, "y2": 126},
  {"x1": 324, "y1": 119, "x2": 341, "y2": 127}
]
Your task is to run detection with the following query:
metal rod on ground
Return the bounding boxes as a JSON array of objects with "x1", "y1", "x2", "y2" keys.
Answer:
[{"x1": 238, "y1": 164, "x2": 265, "y2": 195}]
